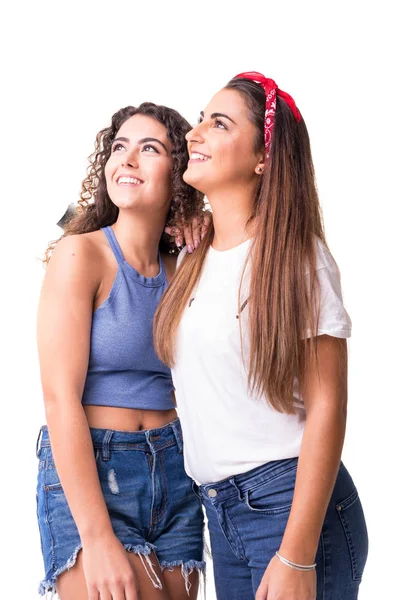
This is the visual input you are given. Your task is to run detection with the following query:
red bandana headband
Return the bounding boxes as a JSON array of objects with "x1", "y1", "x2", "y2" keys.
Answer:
[{"x1": 234, "y1": 71, "x2": 301, "y2": 158}]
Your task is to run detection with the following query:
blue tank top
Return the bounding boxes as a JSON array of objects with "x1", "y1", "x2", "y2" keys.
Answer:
[{"x1": 81, "y1": 226, "x2": 175, "y2": 410}]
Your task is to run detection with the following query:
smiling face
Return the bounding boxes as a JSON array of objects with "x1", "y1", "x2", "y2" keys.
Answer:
[
  {"x1": 183, "y1": 88, "x2": 264, "y2": 195},
  {"x1": 105, "y1": 114, "x2": 173, "y2": 213}
]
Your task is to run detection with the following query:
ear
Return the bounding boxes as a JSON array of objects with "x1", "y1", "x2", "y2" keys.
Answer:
[
  {"x1": 254, "y1": 147, "x2": 266, "y2": 175},
  {"x1": 254, "y1": 158, "x2": 265, "y2": 175}
]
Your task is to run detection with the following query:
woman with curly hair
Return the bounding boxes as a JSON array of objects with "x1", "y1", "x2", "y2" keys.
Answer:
[
  {"x1": 155, "y1": 74, "x2": 368, "y2": 599},
  {"x1": 36, "y1": 103, "x2": 207, "y2": 600}
]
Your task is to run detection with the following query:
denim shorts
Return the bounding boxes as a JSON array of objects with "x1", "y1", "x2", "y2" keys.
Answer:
[
  {"x1": 195, "y1": 458, "x2": 368, "y2": 600},
  {"x1": 36, "y1": 418, "x2": 205, "y2": 597}
]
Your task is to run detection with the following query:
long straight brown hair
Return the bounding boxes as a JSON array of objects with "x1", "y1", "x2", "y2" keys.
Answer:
[{"x1": 154, "y1": 78, "x2": 326, "y2": 414}]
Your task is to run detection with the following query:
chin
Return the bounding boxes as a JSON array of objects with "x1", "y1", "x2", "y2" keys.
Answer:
[
  {"x1": 183, "y1": 168, "x2": 206, "y2": 193},
  {"x1": 114, "y1": 199, "x2": 138, "y2": 210}
]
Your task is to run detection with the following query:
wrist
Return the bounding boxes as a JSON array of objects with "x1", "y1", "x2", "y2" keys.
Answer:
[
  {"x1": 278, "y1": 544, "x2": 317, "y2": 566},
  {"x1": 275, "y1": 551, "x2": 316, "y2": 571},
  {"x1": 80, "y1": 521, "x2": 114, "y2": 544}
]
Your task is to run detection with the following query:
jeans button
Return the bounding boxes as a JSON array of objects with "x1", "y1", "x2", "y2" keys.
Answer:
[{"x1": 208, "y1": 488, "x2": 217, "y2": 498}]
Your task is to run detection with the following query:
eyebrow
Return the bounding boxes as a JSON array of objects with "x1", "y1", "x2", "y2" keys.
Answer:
[
  {"x1": 112, "y1": 136, "x2": 169, "y2": 152},
  {"x1": 200, "y1": 111, "x2": 236, "y2": 125}
]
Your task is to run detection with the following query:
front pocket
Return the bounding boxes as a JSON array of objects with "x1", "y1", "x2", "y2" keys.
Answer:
[
  {"x1": 336, "y1": 489, "x2": 368, "y2": 581},
  {"x1": 45, "y1": 482, "x2": 63, "y2": 492},
  {"x1": 245, "y1": 465, "x2": 296, "y2": 514}
]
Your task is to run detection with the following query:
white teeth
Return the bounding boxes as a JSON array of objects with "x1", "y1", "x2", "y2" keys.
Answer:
[
  {"x1": 191, "y1": 152, "x2": 210, "y2": 161},
  {"x1": 118, "y1": 176, "x2": 142, "y2": 184}
]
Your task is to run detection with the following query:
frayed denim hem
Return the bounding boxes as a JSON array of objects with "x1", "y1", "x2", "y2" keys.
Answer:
[
  {"x1": 38, "y1": 542, "x2": 159, "y2": 597},
  {"x1": 160, "y1": 559, "x2": 206, "y2": 595}
]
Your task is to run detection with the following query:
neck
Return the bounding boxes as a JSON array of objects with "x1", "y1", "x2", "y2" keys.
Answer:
[
  {"x1": 112, "y1": 209, "x2": 166, "y2": 267},
  {"x1": 207, "y1": 183, "x2": 256, "y2": 250}
]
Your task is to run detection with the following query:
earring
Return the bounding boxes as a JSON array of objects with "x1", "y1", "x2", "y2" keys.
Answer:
[{"x1": 257, "y1": 167, "x2": 263, "y2": 173}]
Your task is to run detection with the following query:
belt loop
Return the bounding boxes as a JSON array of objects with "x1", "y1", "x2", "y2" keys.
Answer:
[
  {"x1": 36, "y1": 426, "x2": 44, "y2": 458},
  {"x1": 171, "y1": 420, "x2": 183, "y2": 454},
  {"x1": 229, "y1": 477, "x2": 244, "y2": 501},
  {"x1": 102, "y1": 430, "x2": 114, "y2": 461}
]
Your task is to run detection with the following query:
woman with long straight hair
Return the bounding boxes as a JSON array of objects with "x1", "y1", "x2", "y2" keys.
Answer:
[
  {"x1": 155, "y1": 73, "x2": 368, "y2": 600},
  {"x1": 36, "y1": 103, "x2": 207, "y2": 600}
]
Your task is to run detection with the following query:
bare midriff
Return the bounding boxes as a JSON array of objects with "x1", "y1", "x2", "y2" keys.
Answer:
[{"x1": 83, "y1": 394, "x2": 177, "y2": 432}]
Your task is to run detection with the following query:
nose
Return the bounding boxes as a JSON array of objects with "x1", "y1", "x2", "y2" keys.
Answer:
[
  {"x1": 186, "y1": 121, "x2": 205, "y2": 144},
  {"x1": 121, "y1": 147, "x2": 139, "y2": 169}
]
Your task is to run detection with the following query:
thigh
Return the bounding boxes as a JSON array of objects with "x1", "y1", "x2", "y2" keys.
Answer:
[
  {"x1": 204, "y1": 498, "x2": 254, "y2": 600},
  {"x1": 56, "y1": 550, "x2": 87, "y2": 600},
  {"x1": 57, "y1": 549, "x2": 172, "y2": 600},
  {"x1": 163, "y1": 568, "x2": 199, "y2": 599},
  {"x1": 127, "y1": 552, "x2": 171, "y2": 600}
]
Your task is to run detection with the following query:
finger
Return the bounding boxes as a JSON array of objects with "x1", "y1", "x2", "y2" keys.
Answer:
[
  {"x1": 164, "y1": 225, "x2": 184, "y2": 248},
  {"x1": 88, "y1": 585, "x2": 100, "y2": 600},
  {"x1": 98, "y1": 587, "x2": 112, "y2": 600},
  {"x1": 255, "y1": 579, "x2": 268, "y2": 600},
  {"x1": 191, "y1": 218, "x2": 201, "y2": 250},
  {"x1": 164, "y1": 225, "x2": 181, "y2": 237},
  {"x1": 125, "y1": 581, "x2": 140, "y2": 600},
  {"x1": 183, "y1": 225, "x2": 194, "y2": 253},
  {"x1": 109, "y1": 585, "x2": 127, "y2": 600}
]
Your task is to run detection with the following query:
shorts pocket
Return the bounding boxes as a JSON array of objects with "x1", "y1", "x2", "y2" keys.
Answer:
[
  {"x1": 45, "y1": 482, "x2": 63, "y2": 493},
  {"x1": 43, "y1": 448, "x2": 63, "y2": 492},
  {"x1": 245, "y1": 464, "x2": 296, "y2": 514},
  {"x1": 336, "y1": 489, "x2": 368, "y2": 581}
]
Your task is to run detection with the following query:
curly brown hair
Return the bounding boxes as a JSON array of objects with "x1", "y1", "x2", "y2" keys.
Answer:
[{"x1": 44, "y1": 103, "x2": 205, "y2": 263}]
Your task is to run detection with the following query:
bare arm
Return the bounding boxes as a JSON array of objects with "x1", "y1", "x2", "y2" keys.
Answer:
[
  {"x1": 37, "y1": 235, "x2": 138, "y2": 597},
  {"x1": 37, "y1": 235, "x2": 113, "y2": 540},
  {"x1": 256, "y1": 335, "x2": 347, "y2": 600},
  {"x1": 279, "y1": 335, "x2": 347, "y2": 563}
]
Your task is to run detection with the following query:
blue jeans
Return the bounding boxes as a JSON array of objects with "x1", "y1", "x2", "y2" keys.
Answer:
[
  {"x1": 36, "y1": 418, "x2": 205, "y2": 597},
  {"x1": 195, "y1": 458, "x2": 368, "y2": 600}
]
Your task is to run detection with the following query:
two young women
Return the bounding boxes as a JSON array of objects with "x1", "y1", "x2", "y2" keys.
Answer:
[{"x1": 36, "y1": 74, "x2": 368, "y2": 600}]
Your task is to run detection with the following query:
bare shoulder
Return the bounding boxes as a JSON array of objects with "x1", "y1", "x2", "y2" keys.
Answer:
[
  {"x1": 161, "y1": 252, "x2": 178, "y2": 284},
  {"x1": 50, "y1": 230, "x2": 109, "y2": 267},
  {"x1": 46, "y1": 232, "x2": 106, "y2": 290}
]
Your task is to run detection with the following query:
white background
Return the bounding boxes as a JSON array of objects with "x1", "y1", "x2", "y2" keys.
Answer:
[{"x1": 1, "y1": 1, "x2": 398, "y2": 598}]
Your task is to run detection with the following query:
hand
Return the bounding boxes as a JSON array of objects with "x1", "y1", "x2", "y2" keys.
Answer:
[
  {"x1": 82, "y1": 532, "x2": 139, "y2": 600},
  {"x1": 255, "y1": 555, "x2": 316, "y2": 600},
  {"x1": 165, "y1": 210, "x2": 212, "y2": 253}
]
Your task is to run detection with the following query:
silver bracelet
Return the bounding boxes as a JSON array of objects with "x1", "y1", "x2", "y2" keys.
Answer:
[{"x1": 275, "y1": 551, "x2": 316, "y2": 571}]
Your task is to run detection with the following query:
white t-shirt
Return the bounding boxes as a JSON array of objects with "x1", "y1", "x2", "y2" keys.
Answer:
[{"x1": 172, "y1": 238, "x2": 351, "y2": 485}]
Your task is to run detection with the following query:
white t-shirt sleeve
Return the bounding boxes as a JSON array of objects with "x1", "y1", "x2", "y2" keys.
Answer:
[
  {"x1": 176, "y1": 246, "x2": 188, "y2": 269},
  {"x1": 305, "y1": 239, "x2": 352, "y2": 339}
]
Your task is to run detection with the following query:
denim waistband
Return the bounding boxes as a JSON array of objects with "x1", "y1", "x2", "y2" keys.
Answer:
[
  {"x1": 36, "y1": 418, "x2": 183, "y2": 459},
  {"x1": 197, "y1": 457, "x2": 299, "y2": 504}
]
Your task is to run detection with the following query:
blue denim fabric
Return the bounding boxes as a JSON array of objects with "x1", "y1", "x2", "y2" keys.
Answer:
[
  {"x1": 36, "y1": 418, "x2": 205, "y2": 597},
  {"x1": 195, "y1": 458, "x2": 368, "y2": 600}
]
